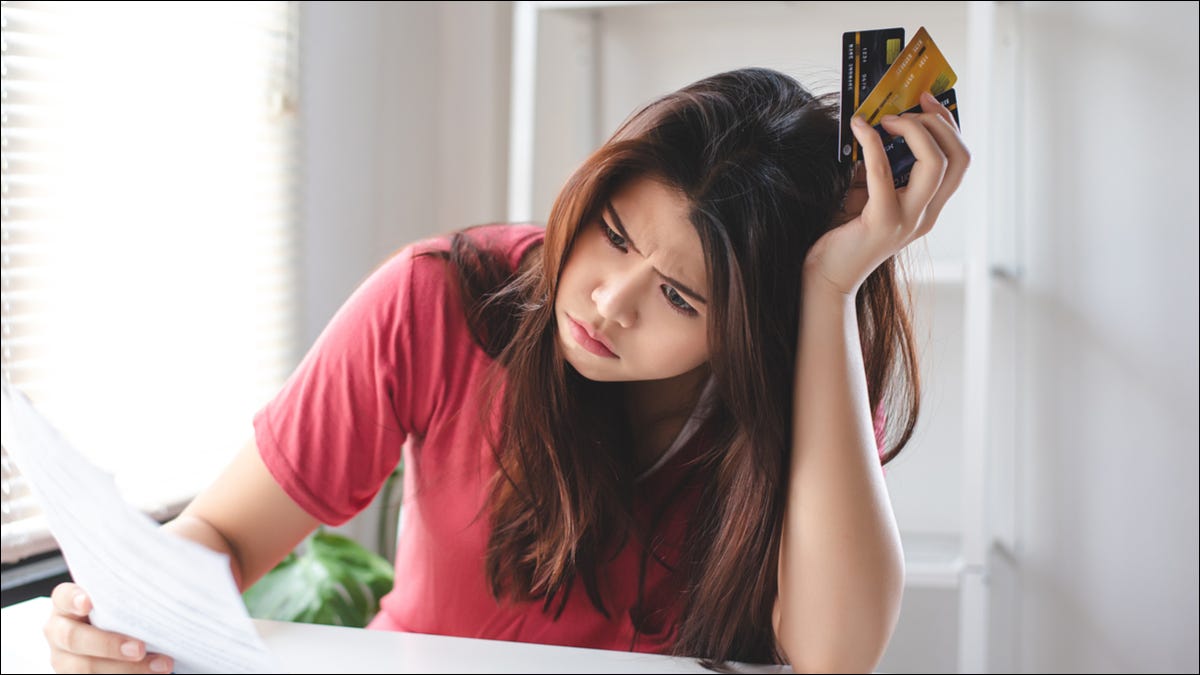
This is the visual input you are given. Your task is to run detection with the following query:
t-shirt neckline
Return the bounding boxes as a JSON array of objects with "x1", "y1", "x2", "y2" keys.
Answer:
[{"x1": 635, "y1": 376, "x2": 716, "y2": 483}]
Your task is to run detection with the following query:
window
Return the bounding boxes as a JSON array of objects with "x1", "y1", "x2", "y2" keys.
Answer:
[{"x1": 1, "y1": 1, "x2": 300, "y2": 564}]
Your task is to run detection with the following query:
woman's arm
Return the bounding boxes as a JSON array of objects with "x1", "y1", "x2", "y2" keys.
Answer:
[
  {"x1": 773, "y1": 93, "x2": 969, "y2": 672},
  {"x1": 163, "y1": 437, "x2": 321, "y2": 591},
  {"x1": 773, "y1": 282, "x2": 904, "y2": 673}
]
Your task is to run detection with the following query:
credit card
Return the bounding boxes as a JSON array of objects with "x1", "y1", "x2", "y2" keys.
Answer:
[
  {"x1": 873, "y1": 88, "x2": 960, "y2": 189},
  {"x1": 840, "y1": 27, "x2": 905, "y2": 163},
  {"x1": 852, "y1": 26, "x2": 957, "y2": 127}
]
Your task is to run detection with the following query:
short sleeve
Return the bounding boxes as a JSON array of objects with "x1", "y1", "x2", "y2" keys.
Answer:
[{"x1": 254, "y1": 245, "x2": 438, "y2": 525}]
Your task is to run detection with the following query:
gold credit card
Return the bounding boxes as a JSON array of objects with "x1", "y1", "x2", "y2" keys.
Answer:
[{"x1": 852, "y1": 26, "x2": 957, "y2": 126}]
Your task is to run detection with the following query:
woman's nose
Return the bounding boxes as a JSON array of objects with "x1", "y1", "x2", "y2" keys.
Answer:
[{"x1": 592, "y1": 270, "x2": 641, "y2": 328}]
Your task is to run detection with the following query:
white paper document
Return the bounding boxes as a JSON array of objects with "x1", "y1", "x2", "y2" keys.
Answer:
[{"x1": 1, "y1": 381, "x2": 283, "y2": 674}]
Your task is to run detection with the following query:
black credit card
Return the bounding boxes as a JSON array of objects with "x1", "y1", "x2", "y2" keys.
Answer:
[{"x1": 840, "y1": 27, "x2": 905, "y2": 163}]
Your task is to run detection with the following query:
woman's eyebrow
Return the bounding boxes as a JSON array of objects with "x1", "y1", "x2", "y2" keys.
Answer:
[{"x1": 606, "y1": 202, "x2": 708, "y2": 305}]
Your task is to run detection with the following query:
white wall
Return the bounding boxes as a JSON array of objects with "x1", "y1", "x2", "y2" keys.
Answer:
[
  {"x1": 298, "y1": 1, "x2": 512, "y2": 550},
  {"x1": 300, "y1": 1, "x2": 511, "y2": 350},
  {"x1": 1010, "y1": 2, "x2": 1199, "y2": 671}
]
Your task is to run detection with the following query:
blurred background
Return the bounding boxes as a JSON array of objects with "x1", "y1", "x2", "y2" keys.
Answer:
[{"x1": 1, "y1": 1, "x2": 1196, "y2": 672}]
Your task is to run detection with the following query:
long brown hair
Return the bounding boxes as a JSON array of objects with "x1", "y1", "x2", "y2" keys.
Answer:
[{"x1": 436, "y1": 68, "x2": 920, "y2": 666}]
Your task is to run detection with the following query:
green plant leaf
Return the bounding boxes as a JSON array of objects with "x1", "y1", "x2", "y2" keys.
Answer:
[{"x1": 243, "y1": 529, "x2": 395, "y2": 628}]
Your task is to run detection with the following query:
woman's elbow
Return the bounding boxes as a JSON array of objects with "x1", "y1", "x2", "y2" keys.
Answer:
[{"x1": 779, "y1": 556, "x2": 906, "y2": 673}]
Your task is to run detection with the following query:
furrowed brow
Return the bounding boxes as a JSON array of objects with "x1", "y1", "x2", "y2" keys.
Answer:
[{"x1": 606, "y1": 203, "x2": 708, "y2": 305}]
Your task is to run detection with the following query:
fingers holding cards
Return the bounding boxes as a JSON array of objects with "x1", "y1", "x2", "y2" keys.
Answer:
[
  {"x1": 850, "y1": 116, "x2": 901, "y2": 227},
  {"x1": 873, "y1": 89, "x2": 960, "y2": 189},
  {"x1": 920, "y1": 89, "x2": 961, "y2": 132},
  {"x1": 825, "y1": 24, "x2": 970, "y2": 288},
  {"x1": 839, "y1": 26, "x2": 962, "y2": 190},
  {"x1": 878, "y1": 113, "x2": 947, "y2": 227},
  {"x1": 912, "y1": 93, "x2": 971, "y2": 231},
  {"x1": 851, "y1": 96, "x2": 971, "y2": 241}
]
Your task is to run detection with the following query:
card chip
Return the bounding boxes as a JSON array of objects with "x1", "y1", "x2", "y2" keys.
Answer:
[{"x1": 886, "y1": 38, "x2": 902, "y2": 63}]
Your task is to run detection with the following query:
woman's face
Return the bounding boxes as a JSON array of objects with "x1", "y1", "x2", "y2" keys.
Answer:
[{"x1": 555, "y1": 177, "x2": 710, "y2": 382}]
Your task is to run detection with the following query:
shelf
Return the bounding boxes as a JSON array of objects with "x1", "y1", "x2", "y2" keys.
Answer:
[{"x1": 902, "y1": 532, "x2": 965, "y2": 590}]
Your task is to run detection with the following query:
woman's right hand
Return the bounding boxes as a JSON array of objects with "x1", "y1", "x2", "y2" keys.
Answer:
[{"x1": 45, "y1": 582, "x2": 174, "y2": 673}]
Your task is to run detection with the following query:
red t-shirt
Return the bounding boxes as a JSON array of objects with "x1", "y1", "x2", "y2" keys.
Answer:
[
  {"x1": 254, "y1": 223, "x2": 887, "y2": 654},
  {"x1": 254, "y1": 224, "x2": 700, "y2": 652}
]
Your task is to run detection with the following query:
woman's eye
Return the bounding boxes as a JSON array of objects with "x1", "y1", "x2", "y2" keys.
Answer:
[
  {"x1": 662, "y1": 285, "x2": 697, "y2": 316},
  {"x1": 600, "y1": 221, "x2": 627, "y2": 251}
]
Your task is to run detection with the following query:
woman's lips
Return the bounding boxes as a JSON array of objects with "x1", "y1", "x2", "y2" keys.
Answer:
[{"x1": 568, "y1": 317, "x2": 618, "y2": 359}]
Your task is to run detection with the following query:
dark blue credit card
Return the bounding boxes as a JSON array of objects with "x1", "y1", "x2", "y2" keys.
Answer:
[{"x1": 873, "y1": 88, "x2": 960, "y2": 189}]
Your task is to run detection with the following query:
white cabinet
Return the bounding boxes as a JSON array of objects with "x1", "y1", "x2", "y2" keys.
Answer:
[{"x1": 508, "y1": 2, "x2": 1014, "y2": 672}]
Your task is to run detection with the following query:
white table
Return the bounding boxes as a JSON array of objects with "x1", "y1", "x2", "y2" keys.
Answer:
[{"x1": 1, "y1": 597, "x2": 789, "y2": 673}]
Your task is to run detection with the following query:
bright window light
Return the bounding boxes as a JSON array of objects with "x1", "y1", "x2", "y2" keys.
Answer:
[{"x1": 1, "y1": 1, "x2": 300, "y2": 562}]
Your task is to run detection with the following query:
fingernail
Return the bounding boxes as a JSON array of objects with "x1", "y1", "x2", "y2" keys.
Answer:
[
  {"x1": 150, "y1": 657, "x2": 172, "y2": 673},
  {"x1": 922, "y1": 91, "x2": 936, "y2": 104},
  {"x1": 851, "y1": 116, "x2": 867, "y2": 128},
  {"x1": 73, "y1": 593, "x2": 87, "y2": 612},
  {"x1": 120, "y1": 641, "x2": 141, "y2": 658}
]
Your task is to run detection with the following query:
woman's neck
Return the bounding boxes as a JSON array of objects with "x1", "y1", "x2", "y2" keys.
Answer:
[{"x1": 623, "y1": 364, "x2": 710, "y2": 472}]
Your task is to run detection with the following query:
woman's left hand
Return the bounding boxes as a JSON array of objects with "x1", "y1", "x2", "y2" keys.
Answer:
[{"x1": 804, "y1": 91, "x2": 970, "y2": 296}]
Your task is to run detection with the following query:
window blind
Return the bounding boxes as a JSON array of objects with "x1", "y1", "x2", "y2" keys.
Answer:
[{"x1": 1, "y1": 1, "x2": 301, "y2": 564}]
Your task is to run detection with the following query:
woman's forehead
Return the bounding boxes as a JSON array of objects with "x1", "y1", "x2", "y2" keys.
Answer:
[{"x1": 608, "y1": 178, "x2": 709, "y2": 290}]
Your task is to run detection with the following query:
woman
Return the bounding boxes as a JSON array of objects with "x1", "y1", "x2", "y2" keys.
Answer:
[{"x1": 43, "y1": 67, "x2": 968, "y2": 672}]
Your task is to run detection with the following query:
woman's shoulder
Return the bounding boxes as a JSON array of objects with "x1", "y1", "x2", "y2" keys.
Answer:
[
  {"x1": 408, "y1": 222, "x2": 545, "y2": 270},
  {"x1": 366, "y1": 223, "x2": 543, "y2": 340},
  {"x1": 360, "y1": 223, "x2": 544, "y2": 301}
]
